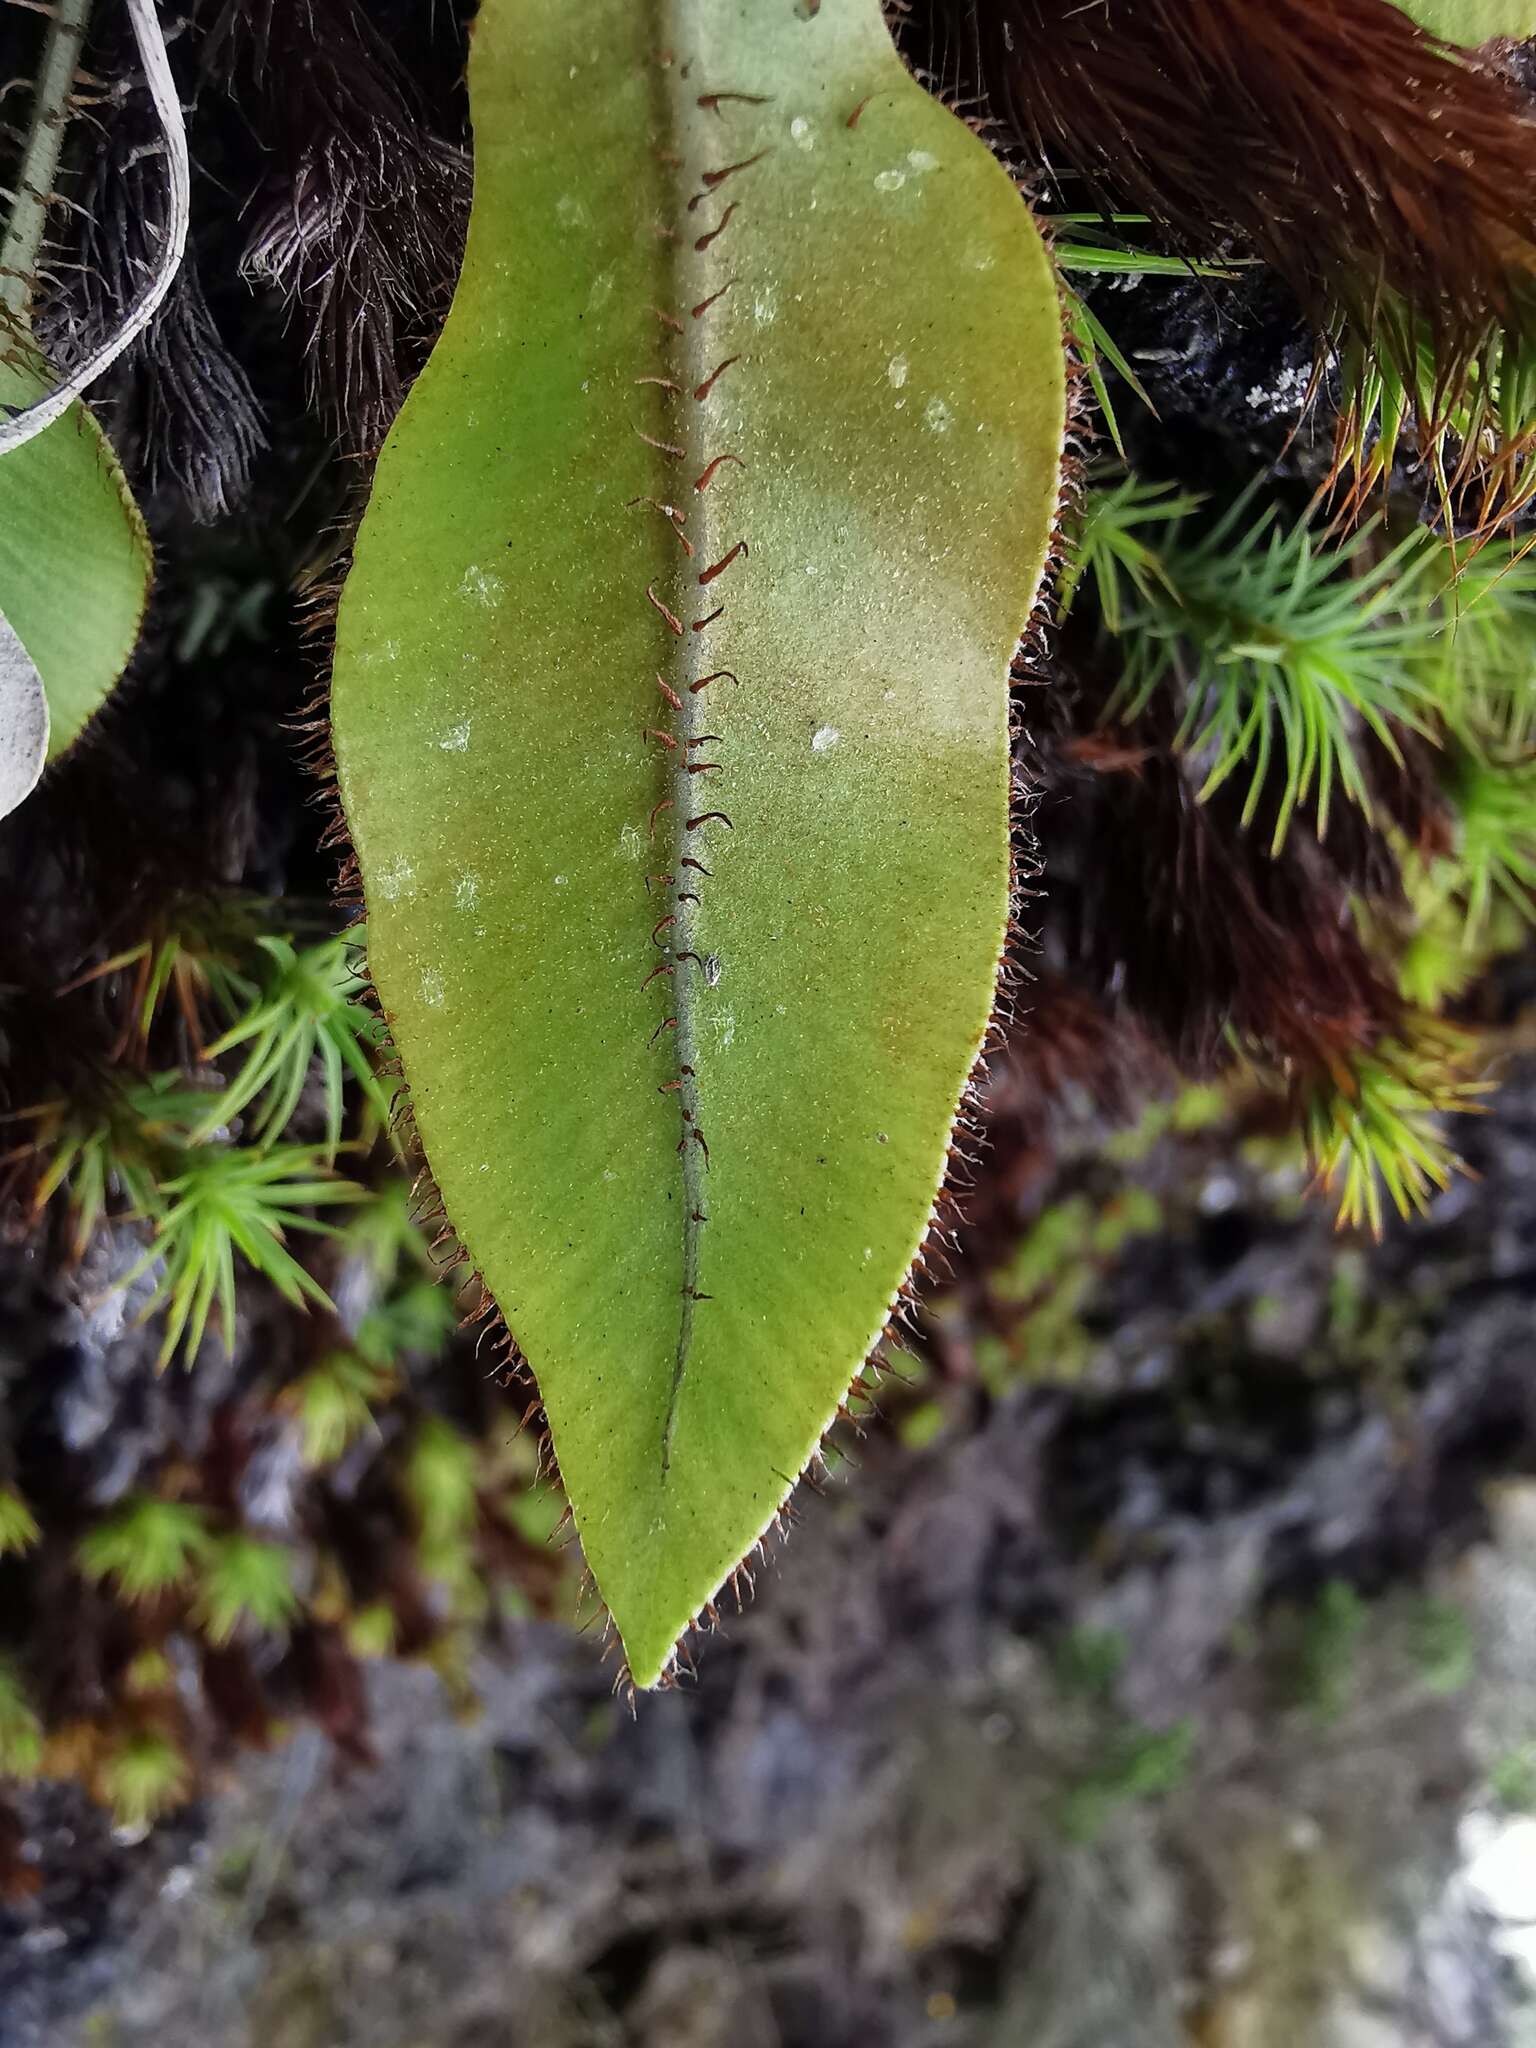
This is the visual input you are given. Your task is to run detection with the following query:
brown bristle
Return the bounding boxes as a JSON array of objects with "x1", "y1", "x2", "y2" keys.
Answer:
[
  {"x1": 962, "y1": 0, "x2": 1536, "y2": 376},
  {"x1": 1032, "y1": 683, "x2": 1405, "y2": 1078},
  {"x1": 206, "y1": 0, "x2": 470, "y2": 453}
]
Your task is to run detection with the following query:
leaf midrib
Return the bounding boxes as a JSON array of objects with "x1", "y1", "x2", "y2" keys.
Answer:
[{"x1": 648, "y1": 21, "x2": 767, "y2": 1472}]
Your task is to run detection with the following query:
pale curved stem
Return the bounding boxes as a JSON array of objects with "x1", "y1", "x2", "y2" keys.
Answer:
[
  {"x1": 0, "y1": 0, "x2": 188, "y2": 456},
  {"x1": 0, "y1": 0, "x2": 92, "y2": 324}
]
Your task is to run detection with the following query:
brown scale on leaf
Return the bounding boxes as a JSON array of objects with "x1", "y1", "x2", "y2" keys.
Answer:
[
  {"x1": 629, "y1": 496, "x2": 696, "y2": 554},
  {"x1": 692, "y1": 354, "x2": 742, "y2": 401},
  {"x1": 645, "y1": 581, "x2": 686, "y2": 635},
  {"x1": 699, "y1": 91, "x2": 771, "y2": 115},
  {"x1": 699, "y1": 538, "x2": 749, "y2": 584},
  {"x1": 695, "y1": 203, "x2": 739, "y2": 252},
  {"x1": 695, "y1": 452, "x2": 745, "y2": 490}
]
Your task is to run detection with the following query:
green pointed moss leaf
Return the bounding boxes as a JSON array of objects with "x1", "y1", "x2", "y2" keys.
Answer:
[
  {"x1": 332, "y1": 0, "x2": 1065, "y2": 1685},
  {"x1": 0, "y1": 356, "x2": 151, "y2": 765},
  {"x1": 1388, "y1": 0, "x2": 1536, "y2": 41}
]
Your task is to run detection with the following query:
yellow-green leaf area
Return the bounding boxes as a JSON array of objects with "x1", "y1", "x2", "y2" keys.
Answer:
[
  {"x1": 0, "y1": 355, "x2": 151, "y2": 760},
  {"x1": 1388, "y1": 0, "x2": 1536, "y2": 42},
  {"x1": 331, "y1": 0, "x2": 1065, "y2": 1686}
]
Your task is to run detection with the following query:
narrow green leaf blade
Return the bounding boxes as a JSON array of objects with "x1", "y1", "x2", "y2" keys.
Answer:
[{"x1": 332, "y1": 0, "x2": 1065, "y2": 1685}]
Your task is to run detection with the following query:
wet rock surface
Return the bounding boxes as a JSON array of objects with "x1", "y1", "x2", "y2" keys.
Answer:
[{"x1": 1, "y1": 1064, "x2": 1533, "y2": 2047}]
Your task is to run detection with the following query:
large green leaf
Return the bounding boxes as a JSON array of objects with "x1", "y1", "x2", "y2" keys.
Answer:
[
  {"x1": 332, "y1": 0, "x2": 1065, "y2": 1685},
  {"x1": 0, "y1": 356, "x2": 151, "y2": 768},
  {"x1": 1388, "y1": 0, "x2": 1536, "y2": 41}
]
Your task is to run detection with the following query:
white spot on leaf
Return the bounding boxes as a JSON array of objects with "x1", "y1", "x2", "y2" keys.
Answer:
[
  {"x1": 453, "y1": 873, "x2": 480, "y2": 912},
  {"x1": 376, "y1": 858, "x2": 415, "y2": 902},
  {"x1": 419, "y1": 969, "x2": 445, "y2": 1008},
  {"x1": 887, "y1": 354, "x2": 908, "y2": 389},
  {"x1": 458, "y1": 566, "x2": 504, "y2": 607},
  {"x1": 873, "y1": 167, "x2": 906, "y2": 193},
  {"x1": 811, "y1": 726, "x2": 840, "y2": 753},
  {"x1": 438, "y1": 720, "x2": 471, "y2": 753},
  {"x1": 924, "y1": 397, "x2": 954, "y2": 433},
  {"x1": 906, "y1": 149, "x2": 940, "y2": 173},
  {"x1": 789, "y1": 116, "x2": 815, "y2": 151}
]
